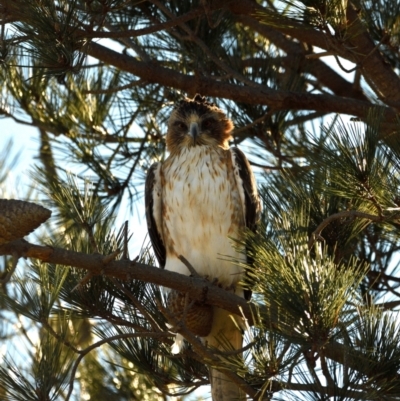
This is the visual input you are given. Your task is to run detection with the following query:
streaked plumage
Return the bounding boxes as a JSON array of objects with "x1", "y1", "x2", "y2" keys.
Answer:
[{"x1": 145, "y1": 94, "x2": 260, "y2": 401}]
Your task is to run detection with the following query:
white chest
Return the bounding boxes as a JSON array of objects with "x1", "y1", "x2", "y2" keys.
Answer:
[{"x1": 160, "y1": 147, "x2": 245, "y2": 287}]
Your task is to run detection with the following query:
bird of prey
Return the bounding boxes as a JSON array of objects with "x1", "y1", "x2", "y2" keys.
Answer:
[{"x1": 145, "y1": 94, "x2": 260, "y2": 401}]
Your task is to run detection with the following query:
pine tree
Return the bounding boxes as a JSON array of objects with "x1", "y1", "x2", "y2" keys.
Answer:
[{"x1": 1, "y1": 0, "x2": 400, "y2": 400}]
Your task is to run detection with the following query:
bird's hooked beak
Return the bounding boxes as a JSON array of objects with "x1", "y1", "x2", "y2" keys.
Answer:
[{"x1": 189, "y1": 122, "x2": 199, "y2": 144}]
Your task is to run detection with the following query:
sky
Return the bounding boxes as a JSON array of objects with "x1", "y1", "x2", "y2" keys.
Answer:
[{"x1": 1, "y1": 119, "x2": 37, "y2": 187}]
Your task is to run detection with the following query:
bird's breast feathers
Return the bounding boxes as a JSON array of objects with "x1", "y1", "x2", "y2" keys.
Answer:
[{"x1": 156, "y1": 146, "x2": 246, "y2": 289}]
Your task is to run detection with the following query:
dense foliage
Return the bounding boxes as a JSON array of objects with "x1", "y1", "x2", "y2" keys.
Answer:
[{"x1": 1, "y1": 0, "x2": 400, "y2": 399}]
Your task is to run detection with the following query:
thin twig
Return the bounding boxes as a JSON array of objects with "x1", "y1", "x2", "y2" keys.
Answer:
[
  {"x1": 71, "y1": 271, "x2": 93, "y2": 292},
  {"x1": 151, "y1": 0, "x2": 260, "y2": 89},
  {"x1": 249, "y1": 161, "x2": 283, "y2": 170},
  {"x1": 305, "y1": 51, "x2": 334, "y2": 59},
  {"x1": 41, "y1": 318, "x2": 81, "y2": 353},
  {"x1": 16, "y1": 313, "x2": 36, "y2": 350},
  {"x1": 110, "y1": 277, "x2": 163, "y2": 333},
  {"x1": 78, "y1": 6, "x2": 205, "y2": 39},
  {"x1": 320, "y1": 351, "x2": 335, "y2": 391},
  {"x1": 232, "y1": 110, "x2": 274, "y2": 137},
  {"x1": 123, "y1": 221, "x2": 128, "y2": 260},
  {"x1": 81, "y1": 79, "x2": 144, "y2": 95},
  {"x1": 104, "y1": 22, "x2": 150, "y2": 62},
  {"x1": 0, "y1": 252, "x2": 19, "y2": 285},
  {"x1": 308, "y1": 210, "x2": 383, "y2": 249},
  {"x1": 178, "y1": 255, "x2": 201, "y2": 277},
  {"x1": 64, "y1": 332, "x2": 170, "y2": 401}
]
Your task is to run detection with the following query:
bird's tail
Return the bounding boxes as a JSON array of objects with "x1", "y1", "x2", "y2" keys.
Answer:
[{"x1": 206, "y1": 307, "x2": 246, "y2": 401}]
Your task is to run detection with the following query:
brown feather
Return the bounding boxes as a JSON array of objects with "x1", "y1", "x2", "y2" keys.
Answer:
[
  {"x1": 231, "y1": 146, "x2": 262, "y2": 300},
  {"x1": 144, "y1": 163, "x2": 166, "y2": 268},
  {"x1": 231, "y1": 147, "x2": 261, "y2": 232},
  {"x1": 166, "y1": 95, "x2": 233, "y2": 153}
]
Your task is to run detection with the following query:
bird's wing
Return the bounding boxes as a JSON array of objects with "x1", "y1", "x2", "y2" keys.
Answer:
[
  {"x1": 145, "y1": 162, "x2": 166, "y2": 268},
  {"x1": 230, "y1": 147, "x2": 261, "y2": 233},
  {"x1": 230, "y1": 147, "x2": 261, "y2": 300}
]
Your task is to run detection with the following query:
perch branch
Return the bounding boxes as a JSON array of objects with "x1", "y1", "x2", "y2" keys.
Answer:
[{"x1": 0, "y1": 238, "x2": 398, "y2": 384}]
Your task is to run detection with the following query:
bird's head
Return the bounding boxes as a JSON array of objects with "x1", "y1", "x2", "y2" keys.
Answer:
[{"x1": 166, "y1": 94, "x2": 233, "y2": 153}]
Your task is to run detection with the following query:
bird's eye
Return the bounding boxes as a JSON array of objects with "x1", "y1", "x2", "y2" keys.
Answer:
[
  {"x1": 202, "y1": 119, "x2": 214, "y2": 129},
  {"x1": 174, "y1": 121, "x2": 187, "y2": 130}
]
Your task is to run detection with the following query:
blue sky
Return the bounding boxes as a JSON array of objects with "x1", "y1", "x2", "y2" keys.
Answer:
[{"x1": 1, "y1": 119, "x2": 37, "y2": 176}]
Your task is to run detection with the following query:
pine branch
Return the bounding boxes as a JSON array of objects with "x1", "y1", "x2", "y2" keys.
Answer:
[
  {"x1": 235, "y1": 16, "x2": 369, "y2": 102},
  {"x1": 2, "y1": 0, "x2": 399, "y2": 134},
  {"x1": 345, "y1": 2, "x2": 400, "y2": 105},
  {"x1": 308, "y1": 210, "x2": 385, "y2": 248},
  {"x1": 0, "y1": 237, "x2": 399, "y2": 388},
  {"x1": 77, "y1": 6, "x2": 206, "y2": 39},
  {"x1": 0, "y1": 238, "x2": 254, "y2": 322},
  {"x1": 267, "y1": 379, "x2": 370, "y2": 398},
  {"x1": 232, "y1": 0, "x2": 400, "y2": 106},
  {"x1": 85, "y1": 41, "x2": 397, "y2": 131},
  {"x1": 229, "y1": 0, "x2": 334, "y2": 51},
  {"x1": 64, "y1": 332, "x2": 171, "y2": 401}
]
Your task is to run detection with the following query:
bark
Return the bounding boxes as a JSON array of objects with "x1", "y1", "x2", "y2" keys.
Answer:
[{"x1": 85, "y1": 41, "x2": 396, "y2": 125}]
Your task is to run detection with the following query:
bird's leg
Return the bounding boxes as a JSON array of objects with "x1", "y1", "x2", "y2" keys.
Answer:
[
  {"x1": 206, "y1": 276, "x2": 237, "y2": 293},
  {"x1": 224, "y1": 283, "x2": 237, "y2": 293},
  {"x1": 210, "y1": 277, "x2": 220, "y2": 286}
]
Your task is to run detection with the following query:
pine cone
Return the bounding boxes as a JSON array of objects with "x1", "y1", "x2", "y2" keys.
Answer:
[
  {"x1": 167, "y1": 290, "x2": 213, "y2": 337},
  {"x1": 0, "y1": 199, "x2": 51, "y2": 245}
]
